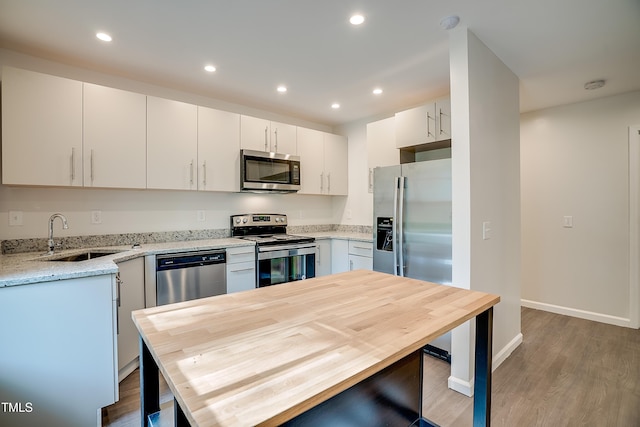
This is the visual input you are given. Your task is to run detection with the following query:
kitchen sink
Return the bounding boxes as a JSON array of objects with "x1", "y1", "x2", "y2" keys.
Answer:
[{"x1": 48, "y1": 250, "x2": 123, "y2": 262}]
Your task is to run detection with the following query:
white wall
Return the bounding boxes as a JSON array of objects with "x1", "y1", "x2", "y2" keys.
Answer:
[
  {"x1": 0, "y1": 48, "x2": 345, "y2": 241},
  {"x1": 521, "y1": 90, "x2": 640, "y2": 326},
  {"x1": 449, "y1": 27, "x2": 522, "y2": 396}
]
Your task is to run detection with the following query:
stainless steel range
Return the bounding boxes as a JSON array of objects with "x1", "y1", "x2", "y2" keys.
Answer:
[{"x1": 230, "y1": 214, "x2": 316, "y2": 287}]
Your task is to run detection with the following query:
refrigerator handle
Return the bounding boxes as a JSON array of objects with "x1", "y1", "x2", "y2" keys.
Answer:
[
  {"x1": 393, "y1": 176, "x2": 400, "y2": 276},
  {"x1": 398, "y1": 176, "x2": 405, "y2": 277}
]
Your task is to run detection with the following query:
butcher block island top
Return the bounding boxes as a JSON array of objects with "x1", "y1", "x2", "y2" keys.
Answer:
[{"x1": 132, "y1": 270, "x2": 500, "y2": 427}]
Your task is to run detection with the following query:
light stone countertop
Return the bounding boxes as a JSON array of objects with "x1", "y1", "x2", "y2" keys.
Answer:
[
  {"x1": 0, "y1": 238, "x2": 253, "y2": 288},
  {"x1": 0, "y1": 231, "x2": 372, "y2": 288}
]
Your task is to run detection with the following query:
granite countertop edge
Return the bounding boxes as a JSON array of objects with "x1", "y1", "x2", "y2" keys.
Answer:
[
  {"x1": 0, "y1": 232, "x2": 373, "y2": 288},
  {"x1": 0, "y1": 238, "x2": 253, "y2": 288}
]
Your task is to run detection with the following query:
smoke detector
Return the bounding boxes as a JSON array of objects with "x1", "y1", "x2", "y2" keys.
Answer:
[
  {"x1": 440, "y1": 15, "x2": 460, "y2": 30},
  {"x1": 584, "y1": 79, "x2": 605, "y2": 90}
]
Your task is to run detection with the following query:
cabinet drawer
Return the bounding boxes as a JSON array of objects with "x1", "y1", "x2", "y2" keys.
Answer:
[
  {"x1": 227, "y1": 246, "x2": 256, "y2": 264},
  {"x1": 348, "y1": 240, "x2": 373, "y2": 257}
]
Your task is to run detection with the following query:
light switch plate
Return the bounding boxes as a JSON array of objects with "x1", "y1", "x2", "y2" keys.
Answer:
[
  {"x1": 563, "y1": 216, "x2": 573, "y2": 228},
  {"x1": 197, "y1": 210, "x2": 206, "y2": 222},
  {"x1": 482, "y1": 221, "x2": 492, "y2": 240}
]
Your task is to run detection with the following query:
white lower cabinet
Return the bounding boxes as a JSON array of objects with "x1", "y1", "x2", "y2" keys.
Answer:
[
  {"x1": 0, "y1": 275, "x2": 118, "y2": 427},
  {"x1": 331, "y1": 239, "x2": 350, "y2": 273},
  {"x1": 315, "y1": 239, "x2": 332, "y2": 277},
  {"x1": 348, "y1": 241, "x2": 373, "y2": 271},
  {"x1": 116, "y1": 257, "x2": 145, "y2": 381},
  {"x1": 226, "y1": 246, "x2": 256, "y2": 293}
]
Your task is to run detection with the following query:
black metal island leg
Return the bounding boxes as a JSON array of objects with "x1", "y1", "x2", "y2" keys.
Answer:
[
  {"x1": 473, "y1": 307, "x2": 494, "y2": 427},
  {"x1": 140, "y1": 336, "x2": 160, "y2": 427}
]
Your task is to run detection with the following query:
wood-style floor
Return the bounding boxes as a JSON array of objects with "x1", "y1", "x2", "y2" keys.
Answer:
[{"x1": 102, "y1": 307, "x2": 640, "y2": 426}]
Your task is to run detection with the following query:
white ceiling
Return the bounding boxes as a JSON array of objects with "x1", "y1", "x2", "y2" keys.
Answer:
[{"x1": 0, "y1": 0, "x2": 638, "y2": 127}]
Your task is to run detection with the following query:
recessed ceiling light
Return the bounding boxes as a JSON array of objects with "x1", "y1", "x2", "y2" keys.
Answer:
[
  {"x1": 584, "y1": 79, "x2": 605, "y2": 90},
  {"x1": 96, "y1": 32, "x2": 112, "y2": 42},
  {"x1": 373, "y1": 88, "x2": 383, "y2": 95},
  {"x1": 439, "y1": 15, "x2": 460, "y2": 30},
  {"x1": 277, "y1": 85, "x2": 287, "y2": 93},
  {"x1": 350, "y1": 14, "x2": 365, "y2": 25},
  {"x1": 331, "y1": 103, "x2": 341, "y2": 109},
  {"x1": 204, "y1": 65, "x2": 216, "y2": 73}
]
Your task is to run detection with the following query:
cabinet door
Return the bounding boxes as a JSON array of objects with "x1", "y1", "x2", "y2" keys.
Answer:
[
  {"x1": 116, "y1": 257, "x2": 145, "y2": 378},
  {"x1": 435, "y1": 97, "x2": 451, "y2": 141},
  {"x1": 331, "y1": 239, "x2": 349, "y2": 273},
  {"x1": 349, "y1": 254, "x2": 373, "y2": 271},
  {"x1": 315, "y1": 239, "x2": 332, "y2": 277},
  {"x1": 297, "y1": 127, "x2": 325, "y2": 194},
  {"x1": 270, "y1": 121, "x2": 297, "y2": 154},
  {"x1": 395, "y1": 103, "x2": 437, "y2": 147},
  {"x1": 2, "y1": 66, "x2": 82, "y2": 186},
  {"x1": 198, "y1": 107, "x2": 241, "y2": 192},
  {"x1": 83, "y1": 83, "x2": 147, "y2": 189},
  {"x1": 324, "y1": 133, "x2": 348, "y2": 195},
  {"x1": 240, "y1": 115, "x2": 271, "y2": 152},
  {"x1": 0, "y1": 275, "x2": 117, "y2": 426},
  {"x1": 226, "y1": 261, "x2": 256, "y2": 293},
  {"x1": 367, "y1": 116, "x2": 398, "y2": 169},
  {"x1": 147, "y1": 96, "x2": 198, "y2": 190}
]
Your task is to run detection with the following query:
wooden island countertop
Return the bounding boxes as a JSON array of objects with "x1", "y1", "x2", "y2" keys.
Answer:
[{"x1": 132, "y1": 270, "x2": 500, "y2": 427}]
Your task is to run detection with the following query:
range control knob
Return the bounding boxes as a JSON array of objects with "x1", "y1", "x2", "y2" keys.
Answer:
[
  {"x1": 235, "y1": 218, "x2": 241, "y2": 224},
  {"x1": 242, "y1": 217, "x2": 248, "y2": 223}
]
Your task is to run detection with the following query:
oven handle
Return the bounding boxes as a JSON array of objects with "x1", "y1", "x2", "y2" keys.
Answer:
[{"x1": 257, "y1": 245, "x2": 317, "y2": 260}]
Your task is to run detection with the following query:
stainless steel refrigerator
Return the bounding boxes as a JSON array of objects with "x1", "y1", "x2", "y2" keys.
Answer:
[{"x1": 373, "y1": 159, "x2": 452, "y2": 358}]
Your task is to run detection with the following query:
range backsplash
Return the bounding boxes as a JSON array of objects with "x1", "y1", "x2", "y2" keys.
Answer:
[{"x1": 1, "y1": 224, "x2": 372, "y2": 255}]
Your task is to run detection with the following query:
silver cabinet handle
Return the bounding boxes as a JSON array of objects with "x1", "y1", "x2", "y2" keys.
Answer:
[
  {"x1": 229, "y1": 267, "x2": 254, "y2": 273},
  {"x1": 274, "y1": 128, "x2": 278, "y2": 153},
  {"x1": 90, "y1": 149, "x2": 95, "y2": 183},
  {"x1": 350, "y1": 259, "x2": 354, "y2": 270},
  {"x1": 353, "y1": 245, "x2": 371, "y2": 251},
  {"x1": 316, "y1": 245, "x2": 321, "y2": 264},
  {"x1": 427, "y1": 112, "x2": 434, "y2": 137},
  {"x1": 70, "y1": 147, "x2": 76, "y2": 182},
  {"x1": 439, "y1": 108, "x2": 444, "y2": 135},
  {"x1": 264, "y1": 126, "x2": 269, "y2": 151},
  {"x1": 320, "y1": 173, "x2": 324, "y2": 192},
  {"x1": 202, "y1": 160, "x2": 207, "y2": 187},
  {"x1": 327, "y1": 173, "x2": 331, "y2": 193},
  {"x1": 368, "y1": 168, "x2": 373, "y2": 193},
  {"x1": 190, "y1": 160, "x2": 194, "y2": 186}
]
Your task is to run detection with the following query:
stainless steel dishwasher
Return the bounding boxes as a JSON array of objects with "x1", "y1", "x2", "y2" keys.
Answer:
[{"x1": 156, "y1": 250, "x2": 226, "y2": 306}]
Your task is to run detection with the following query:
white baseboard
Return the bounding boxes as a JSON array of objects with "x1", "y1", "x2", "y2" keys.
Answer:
[
  {"x1": 493, "y1": 332, "x2": 523, "y2": 369},
  {"x1": 448, "y1": 375, "x2": 473, "y2": 397},
  {"x1": 118, "y1": 357, "x2": 140, "y2": 383},
  {"x1": 521, "y1": 299, "x2": 631, "y2": 328},
  {"x1": 447, "y1": 333, "x2": 523, "y2": 397}
]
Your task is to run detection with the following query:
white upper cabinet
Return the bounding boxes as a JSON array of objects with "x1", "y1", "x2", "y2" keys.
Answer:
[
  {"x1": 324, "y1": 133, "x2": 348, "y2": 195},
  {"x1": 147, "y1": 96, "x2": 198, "y2": 190},
  {"x1": 197, "y1": 106, "x2": 241, "y2": 192},
  {"x1": 83, "y1": 83, "x2": 147, "y2": 189},
  {"x1": 2, "y1": 66, "x2": 83, "y2": 186},
  {"x1": 395, "y1": 96, "x2": 451, "y2": 148},
  {"x1": 240, "y1": 115, "x2": 297, "y2": 154},
  {"x1": 297, "y1": 127, "x2": 325, "y2": 194},
  {"x1": 298, "y1": 129, "x2": 348, "y2": 196}
]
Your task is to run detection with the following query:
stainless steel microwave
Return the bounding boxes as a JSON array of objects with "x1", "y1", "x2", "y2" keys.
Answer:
[{"x1": 240, "y1": 149, "x2": 301, "y2": 192}]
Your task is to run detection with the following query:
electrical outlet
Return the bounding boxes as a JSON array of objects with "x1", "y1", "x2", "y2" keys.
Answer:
[
  {"x1": 197, "y1": 210, "x2": 206, "y2": 222},
  {"x1": 91, "y1": 210, "x2": 102, "y2": 224},
  {"x1": 9, "y1": 211, "x2": 23, "y2": 226},
  {"x1": 346, "y1": 209, "x2": 352, "y2": 220}
]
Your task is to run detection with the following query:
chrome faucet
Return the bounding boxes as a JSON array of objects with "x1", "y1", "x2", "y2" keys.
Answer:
[{"x1": 48, "y1": 213, "x2": 69, "y2": 254}]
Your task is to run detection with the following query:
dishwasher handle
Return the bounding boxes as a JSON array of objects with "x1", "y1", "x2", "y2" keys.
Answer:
[{"x1": 156, "y1": 250, "x2": 226, "y2": 271}]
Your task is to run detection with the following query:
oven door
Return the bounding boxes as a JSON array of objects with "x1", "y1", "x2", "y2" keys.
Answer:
[{"x1": 256, "y1": 243, "x2": 316, "y2": 287}]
